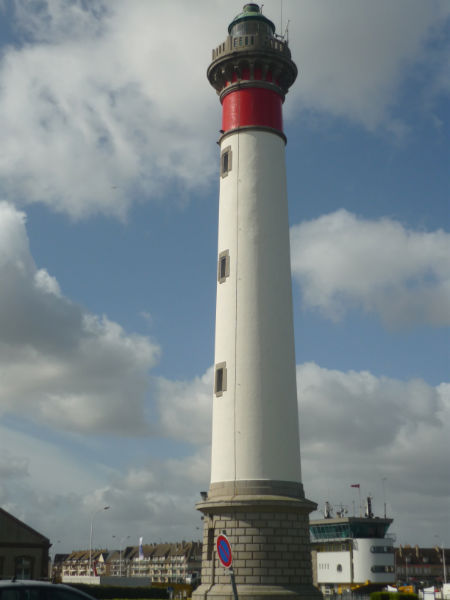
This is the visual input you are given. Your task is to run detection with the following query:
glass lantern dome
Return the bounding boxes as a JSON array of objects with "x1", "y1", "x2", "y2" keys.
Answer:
[{"x1": 228, "y1": 3, "x2": 276, "y2": 38}]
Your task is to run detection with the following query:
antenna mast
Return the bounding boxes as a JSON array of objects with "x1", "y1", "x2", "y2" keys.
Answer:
[{"x1": 280, "y1": 0, "x2": 283, "y2": 36}]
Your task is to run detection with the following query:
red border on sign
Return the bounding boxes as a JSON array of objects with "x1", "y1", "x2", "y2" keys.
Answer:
[{"x1": 216, "y1": 534, "x2": 232, "y2": 568}]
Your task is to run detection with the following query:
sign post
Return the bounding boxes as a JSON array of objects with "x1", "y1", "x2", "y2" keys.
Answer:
[{"x1": 216, "y1": 534, "x2": 238, "y2": 600}]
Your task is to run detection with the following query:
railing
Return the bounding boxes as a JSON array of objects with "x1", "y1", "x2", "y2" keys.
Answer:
[{"x1": 212, "y1": 34, "x2": 290, "y2": 60}]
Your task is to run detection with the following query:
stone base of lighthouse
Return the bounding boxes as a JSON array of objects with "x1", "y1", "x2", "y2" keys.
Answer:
[{"x1": 193, "y1": 485, "x2": 323, "y2": 600}]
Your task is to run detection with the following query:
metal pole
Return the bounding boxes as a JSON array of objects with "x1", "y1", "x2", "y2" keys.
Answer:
[
  {"x1": 442, "y1": 544, "x2": 447, "y2": 584},
  {"x1": 89, "y1": 506, "x2": 110, "y2": 577},
  {"x1": 436, "y1": 536, "x2": 447, "y2": 584},
  {"x1": 89, "y1": 518, "x2": 94, "y2": 577},
  {"x1": 229, "y1": 567, "x2": 239, "y2": 600}
]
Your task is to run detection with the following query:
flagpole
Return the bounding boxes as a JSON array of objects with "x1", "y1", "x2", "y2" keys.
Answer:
[{"x1": 350, "y1": 484, "x2": 361, "y2": 517}]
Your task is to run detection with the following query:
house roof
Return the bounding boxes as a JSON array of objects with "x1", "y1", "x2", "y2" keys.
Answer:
[
  {"x1": 396, "y1": 546, "x2": 449, "y2": 565},
  {"x1": 0, "y1": 507, "x2": 50, "y2": 546}
]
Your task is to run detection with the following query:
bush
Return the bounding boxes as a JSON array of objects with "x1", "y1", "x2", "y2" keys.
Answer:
[
  {"x1": 68, "y1": 584, "x2": 168, "y2": 600},
  {"x1": 370, "y1": 593, "x2": 418, "y2": 600}
]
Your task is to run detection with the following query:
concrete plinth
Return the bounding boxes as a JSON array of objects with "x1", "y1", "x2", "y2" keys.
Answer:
[{"x1": 193, "y1": 495, "x2": 323, "y2": 600}]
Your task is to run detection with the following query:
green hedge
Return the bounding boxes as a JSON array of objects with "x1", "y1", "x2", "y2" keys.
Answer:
[
  {"x1": 370, "y1": 593, "x2": 418, "y2": 600},
  {"x1": 68, "y1": 584, "x2": 169, "y2": 600}
]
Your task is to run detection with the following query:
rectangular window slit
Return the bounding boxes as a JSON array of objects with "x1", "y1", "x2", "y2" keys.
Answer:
[
  {"x1": 214, "y1": 362, "x2": 227, "y2": 396},
  {"x1": 207, "y1": 529, "x2": 214, "y2": 561},
  {"x1": 220, "y1": 146, "x2": 232, "y2": 178},
  {"x1": 222, "y1": 153, "x2": 228, "y2": 173},
  {"x1": 218, "y1": 250, "x2": 230, "y2": 283},
  {"x1": 216, "y1": 369, "x2": 223, "y2": 392},
  {"x1": 220, "y1": 257, "x2": 227, "y2": 279}
]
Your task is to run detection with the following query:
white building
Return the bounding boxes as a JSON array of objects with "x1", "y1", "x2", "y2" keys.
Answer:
[{"x1": 310, "y1": 512, "x2": 395, "y2": 594}]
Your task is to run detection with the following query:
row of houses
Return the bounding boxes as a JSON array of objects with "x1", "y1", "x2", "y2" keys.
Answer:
[
  {"x1": 0, "y1": 506, "x2": 201, "y2": 584},
  {"x1": 396, "y1": 545, "x2": 449, "y2": 583},
  {"x1": 54, "y1": 542, "x2": 202, "y2": 583},
  {"x1": 1, "y1": 506, "x2": 448, "y2": 589},
  {"x1": 52, "y1": 542, "x2": 448, "y2": 588}
]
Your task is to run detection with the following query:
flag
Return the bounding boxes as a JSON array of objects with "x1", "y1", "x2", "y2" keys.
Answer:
[
  {"x1": 351, "y1": 484, "x2": 360, "y2": 488},
  {"x1": 139, "y1": 537, "x2": 144, "y2": 560}
]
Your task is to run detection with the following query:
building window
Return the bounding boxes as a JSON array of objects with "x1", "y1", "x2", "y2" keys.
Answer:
[
  {"x1": 218, "y1": 250, "x2": 230, "y2": 283},
  {"x1": 15, "y1": 556, "x2": 33, "y2": 580},
  {"x1": 337, "y1": 564, "x2": 342, "y2": 572},
  {"x1": 371, "y1": 565, "x2": 394, "y2": 573},
  {"x1": 371, "y1": 546, "x2": 394, "y2": 553},
  {"x1": 215, "y1": 362, "x2": 227, "y2": 396},
  {"x1": 221, "y1": 146, "x2": 232, "y2": 178},
  {"x1": 207, "y1": 529, "x2": 214, "y2": 561}
]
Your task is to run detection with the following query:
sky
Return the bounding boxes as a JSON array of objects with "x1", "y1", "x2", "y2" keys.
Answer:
[{"x1": 0, "y1": 0, "x2": 449, "y2": 556}]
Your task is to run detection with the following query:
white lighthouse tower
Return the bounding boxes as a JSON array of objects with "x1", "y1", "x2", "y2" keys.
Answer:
[{"x1": 194, "y1": 5, "x2": 321, "y2": 600}]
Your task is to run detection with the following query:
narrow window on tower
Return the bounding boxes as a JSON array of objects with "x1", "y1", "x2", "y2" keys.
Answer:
[
  {"x1": 207, "y1": 528, "x2": 214, "y2": 560},
  {"x1": 218, "y1": 250, "x2": 230, "y2": 283},
  {"x1": 220, "y1": 146, "x2": 232, "y2": 178},
  {"x1": 214, "y1": 362, "x2": 227, "y2": 396}
]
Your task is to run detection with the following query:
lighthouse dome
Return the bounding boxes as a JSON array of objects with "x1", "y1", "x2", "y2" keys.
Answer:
[{"x1": 228, "y1": 3, "x2": 275, "y2": 37}]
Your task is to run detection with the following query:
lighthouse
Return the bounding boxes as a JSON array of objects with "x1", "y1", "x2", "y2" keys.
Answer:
[{"x1": 194, "y1": 5, "x2": 321, "y2": 600}]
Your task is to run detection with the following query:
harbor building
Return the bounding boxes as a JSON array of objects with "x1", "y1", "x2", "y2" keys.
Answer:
[{"x1": 310, "y1": 499, "x2": 395, "y2": 595}]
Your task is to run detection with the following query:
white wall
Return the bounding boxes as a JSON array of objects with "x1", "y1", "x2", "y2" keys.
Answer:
[
  {"x1": 316, "y1": 552, "x2": 352, "y2": 584},
  {"x1": 315, "y1": 537, "x2": 395, "y2": 586},
  {"x1": 211, "y1": 129, "x2": 301, "y2": 485},
  {"x1": 353, "y1": 538, "x2": 395, "y2": 584},
  {"x1": 62, "y1": 576, "x2": 152, "y2": 586}
]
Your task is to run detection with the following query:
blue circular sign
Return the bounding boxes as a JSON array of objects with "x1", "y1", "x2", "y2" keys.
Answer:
[{"x1": 217, "y1": 534, "x2": 232, "y2": 568}]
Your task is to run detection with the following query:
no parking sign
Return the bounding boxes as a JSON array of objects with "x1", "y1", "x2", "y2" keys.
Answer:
[
  {"x1": 216, "y1": 534, "x2": 238, "y2": 599},
  {"x1": 216, "y1": 533, "x2": 233, "y2": 568}
]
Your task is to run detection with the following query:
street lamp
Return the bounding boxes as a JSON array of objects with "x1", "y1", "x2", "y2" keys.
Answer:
[
  {"x1": 50, "y1": 540, "x2": 61, "y2": 580},
  {"x1": 113, "y1": 535, "x2": 130, "y2": 577},
  {"x1": 89, "y1": 505, "x2": 110, "y2": 577},
  {"x1": 435, "y1": 535, "x2": 447, "y2": 584}
]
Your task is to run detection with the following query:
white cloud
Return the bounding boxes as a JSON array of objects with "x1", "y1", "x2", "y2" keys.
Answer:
[
  {"x1": 298, "y1": 362, "x2": 450, "y2": 544},
  {"x1": 0, "y1": 450, "x2": 29, "y2": 480},
  {"x1": 0, "y1": 202, "x2": 160, "y2": 434},
  {"x1": 2, "y1": 353, "x2": 448, "y2": 548},
  {"x1": 298, "y1": 363, "x2": 446, "y2": 457},
  {"x1": 155, "y1": 368, "x2": 213, "y2": 446},
  {"x1": 287, "y1": 0, "x2": 450, "y2": 133},
  {"x1": 290, "y1": 210, "x2": 450, "y2": 327},
  {"x1": 0, "y1": 0, "x2": 220, "y2": 219},
  {"x1": 0, "y1": 1, "x2": 448, "y2": 218},
  {"x1": 34, "y1": 268, "x2": 62, "y2": 297}
]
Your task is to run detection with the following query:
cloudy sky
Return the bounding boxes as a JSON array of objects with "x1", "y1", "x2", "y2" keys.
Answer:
[{"x1": 0, "y1": 0, "x2": 449, "y2": 555}]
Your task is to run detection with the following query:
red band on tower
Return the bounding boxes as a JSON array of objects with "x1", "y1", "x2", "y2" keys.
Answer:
[{"x1": 222, "y1": 88, "x2": 283, "y2": 133}]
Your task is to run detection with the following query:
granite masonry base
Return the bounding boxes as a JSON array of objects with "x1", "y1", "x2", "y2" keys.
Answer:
[{"x1": 192, "y1": 490, "x2": 323, "y2": 600}]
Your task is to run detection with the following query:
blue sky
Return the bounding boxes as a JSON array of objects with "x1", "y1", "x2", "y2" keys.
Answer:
[{"x1": 0, "y1": 0, "x2": 448, "y2": 554}]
